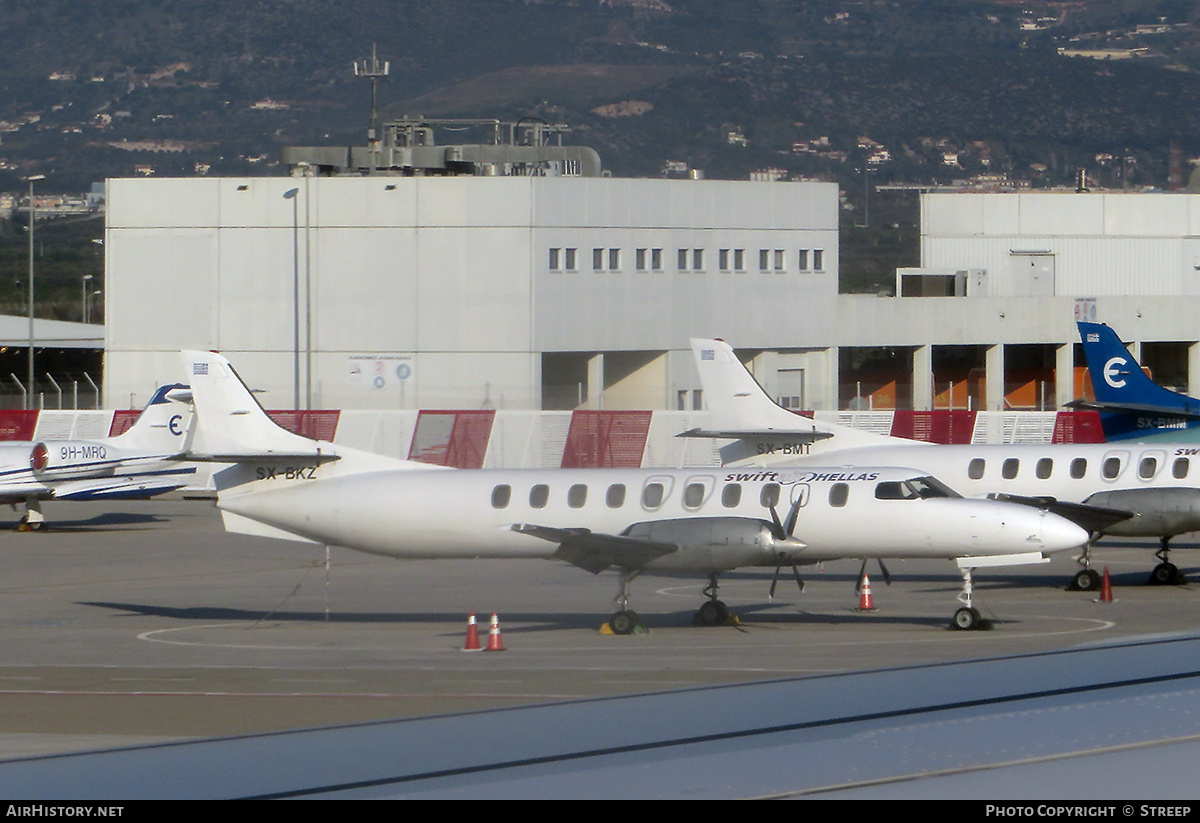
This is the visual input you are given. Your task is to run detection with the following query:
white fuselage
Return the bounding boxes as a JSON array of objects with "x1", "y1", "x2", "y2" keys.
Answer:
[{"x1": 215, "y1": 464, "x2": 1087, "y2": 572}]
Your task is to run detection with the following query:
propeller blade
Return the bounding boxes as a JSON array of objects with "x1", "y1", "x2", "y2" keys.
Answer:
[
  {"x1": 791, "y1": 565, "x2": 806, "y2": 594},
  {"x1": 783, "y1": 498, "x2": 802, "y2": 535},
  {"x1": 769, "y1": 566, "x2": 781, "y2": 600},
  {"x1": 768, "y1": 505, "x2": 785, "y2": 539},
  {"x1": 855, "y1": 558, "x2": 868, "y2": 593},
  {"x1": 877, "y1": 558, "x2": 892, "y2": 586}
]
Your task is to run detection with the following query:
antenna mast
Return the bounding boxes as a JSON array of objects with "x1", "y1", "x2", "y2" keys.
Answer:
[{"x1": 353, "y1": 45, "x2": 390, "y2": 173}]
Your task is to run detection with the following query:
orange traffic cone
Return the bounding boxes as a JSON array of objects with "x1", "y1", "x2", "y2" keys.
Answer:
[
  {"x1": 485, "y1": 612, "x2": 506, "y2": 651},
  {"x1": 1098, "y1": 567, "x2": 1115, "y2": 603},
  {"x1": 857, "y1": 574, "x2": 878, "y2": 611},
  {"x1": 462, "y1": 611, "x2": 481, "y2": 651}
]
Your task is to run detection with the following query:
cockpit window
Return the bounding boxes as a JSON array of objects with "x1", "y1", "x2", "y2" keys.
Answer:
[{"x1": 875, "y1": 476, "x2": 958, "y2": 500}]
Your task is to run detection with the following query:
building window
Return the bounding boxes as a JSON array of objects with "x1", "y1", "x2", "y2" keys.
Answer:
[
  {"x1": 651, "y1": 248, "x2": 663, "y2": 271},
  {"x1": 678, "y1": 248, "x2": 689, "y2": 270},
  {"x1": 733, "y1": 249, "x2": 745, "y2": 271},
  {"x1": 564, "y1": 248, "x2": 577, "y2": 270},
  {"x1": 813, "y1": 249, "x2": 824, "y2": 271},
  {"x1": 719, "y1": 249, "x2": 730, "y2": 271},
  {"x1": 549, "y1": 248, "x2": 561, "y2": 271},
  {"x1": 797, "y1": 249, "x2": 809, "y2": 270},
  {"x1": 593, "y1": 248, "x2": 605, "y2": 271},
  {"x1": 635, "y1": 248, "x2": 647, "y2": 271},
  {"x1": 773, "y1": 249, "x2": 785, "y2": 271},
  {"x1": 759, "y1": 249, "x2": 770, "y2": 270},
  {"x1": 608, "y1": 248, "x2": 621, "y2": 271},
  {"x1": 692, "y1": 249, "x2": 704, "y2": 271}
]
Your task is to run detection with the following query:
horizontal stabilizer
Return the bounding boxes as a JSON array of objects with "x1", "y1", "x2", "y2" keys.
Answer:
[
  {"x1": 1064, "y1": 397, "x2": 1200, "y2": 419},
  {"x1": 677, "y1": 428, "x2": 834, "y2": 443}
]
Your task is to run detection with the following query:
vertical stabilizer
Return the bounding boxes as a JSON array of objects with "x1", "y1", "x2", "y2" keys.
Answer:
[
  {"x1": 1077, "y1": 321, "x2": 1200, "y2": 441},
  {"x1": 688, "y1": 338, "x2": 911, "y2": 459},
  {"x1": 106, "y1": 383, "x2": 192, "y2": 454}
]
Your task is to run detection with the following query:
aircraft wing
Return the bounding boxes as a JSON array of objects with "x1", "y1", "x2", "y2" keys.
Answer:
[
  {"x1": 985, "y1": 493, "x2": 1134, "y2": 533},
  {"x1": 52, "y1": 475, "x2": 193, "y2": 501},
  {"x1": 511, "y1": 524, "x2": 678, "y2": 573}
]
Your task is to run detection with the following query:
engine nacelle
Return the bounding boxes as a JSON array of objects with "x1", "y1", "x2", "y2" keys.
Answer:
[
  {"x1": 622, "y1": 517, "x2": 805, "y2": 572},
  {"x1": 1085, "y1": 487, "x2": 1200, "y2": 537},
  {"x1": 29, "y1": 441, "x2": 118, "y2": 479}
]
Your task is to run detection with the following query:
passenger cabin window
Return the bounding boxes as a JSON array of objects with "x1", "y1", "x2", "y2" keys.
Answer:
[
  {"x1": 1002, "y1": 458, "x2": 1019, "y2": 480},
  {"x1": 1174, "y1": 458, "x2": 1190, "y2": 479},
  {"x1": 642, "y1": 482, "x2": 665, "y2": 510},
  {"x1": 606, "y1": 484, "x2": 626, "y2": 508},
  {"x1": 722, "y1": 484, "x2": 742, "y2": 508},
  {"x1": 491, "y1": 485, "x2": 511, "y2": 509},
  {"x1": 530, "y1": 484, "x2": 550, "y2": 508},
  {"x1": 829, "y1": 483, "x2": 849, "y2": 507},
  {"x1": 1138, "y1": 457, "x2": 1159, "y2": 480},
  {"x1": 1070, "y1": 458, "x2": 1088, "y2": 479},
  {"x1": 968, "y1": 458, "x2": 985, "y2": 480},
  {"x1": 1102, "y1": 457, "x2": 1123, "y2": 480},
  {"x1": 568, "y1": 484, "x2": 588, "y2": 508},
  {"x1": 760, "y1": 483, "x2": 781, "y2": 508},
  {"x1": 683, "y1": 482, "x2": 707, "y2": 510},
  {"x1": 1036, "y1": 458, "x2": 1053, "y2": 480}
]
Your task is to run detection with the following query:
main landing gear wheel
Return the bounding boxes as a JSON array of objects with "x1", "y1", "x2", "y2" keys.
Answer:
[
  {"x1": 608, "y1": 610, "x2": 641, "y2": 635},
  {"x1": 695, "y1": 599, "x2": 730, "y2": 627},
  {"x1": 952, "y1": 607, "x2": 982, "y2": 631},
  {"x1": 1072, "y1": 569, "x2": 1102, "y2": 592},
  {"x1": 1150, "y1": 562, "x2": 1183, "y2": 586}
]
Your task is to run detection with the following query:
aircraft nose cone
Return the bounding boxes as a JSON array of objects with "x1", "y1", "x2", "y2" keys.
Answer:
[{"x1": 1035, "y1": 512, "x2": 1089, "y2": 553}]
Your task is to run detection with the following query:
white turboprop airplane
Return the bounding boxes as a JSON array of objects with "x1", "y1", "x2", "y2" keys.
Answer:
[
  {"x1": 685, "y1": 337, "x2": 1200, "y2": 590},
  {"x1": 182, "y1": 349, "x2": 1088, "y2": 632},
  {"x1": 0, "y1": 383, "x2": 196, "y2": 529}
]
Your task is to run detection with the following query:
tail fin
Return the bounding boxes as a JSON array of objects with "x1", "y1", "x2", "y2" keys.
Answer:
[
  {"x1": 1076, "y1": 321, "x2": 1200, "y2": 440},
  {"x1": 686, "y1": 338, "x2": 910, "y2": 462},
  {"x1": 182, "y1": 349, "x2": 430, "y2": 470},
  {"x1": 107, "y1": 383, "x2": 192, "y2": 454}
]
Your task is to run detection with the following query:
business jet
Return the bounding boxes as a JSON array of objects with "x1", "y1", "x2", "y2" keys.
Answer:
[
  {"x1": 181, "y1": 349, "x2": 1088, "y2": 632},
  {"x1": 1073, "y1": 321, "x2": 1200, "y2": 443},
  {"x1": 687, "y1": 337, "x2": 1200, "y2": 590},
  {"x1": 0, "y1": 383, "x2": 196, "y2": 529}
]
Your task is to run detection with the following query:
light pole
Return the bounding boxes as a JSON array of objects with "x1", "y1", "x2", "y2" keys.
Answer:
[
  {"x1": 283, "y1": 187, "x2": 300, "y2": 412},
  {"x1": 81, "y1": 274, "x2": 93, "y2": 323},
  {"x1": 25, "y1": 174, "x2": 44, "y2": 410}
]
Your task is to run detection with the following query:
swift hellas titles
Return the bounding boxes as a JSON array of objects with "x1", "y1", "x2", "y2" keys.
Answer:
[
  {"x1": 182, "y1": 349, "x2": 1087, "y2": 633},
  {"x1": 1074, "y1": 321, "x2": 1200, "y2": 443},
  {"x1": 0, "y1": 384, "x2": 196, "y2": 528},
  {"x1": 688, "y1": 338, "x2": 1200, "y2": 590}
]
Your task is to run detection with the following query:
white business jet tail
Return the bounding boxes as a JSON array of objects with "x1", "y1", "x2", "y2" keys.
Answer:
[
  {"x1": 182, "y1": 349, "x2": 439, "y2": 543},
  {"x1": 684, "y1": 338, "x2": 915, "y2": 464}
]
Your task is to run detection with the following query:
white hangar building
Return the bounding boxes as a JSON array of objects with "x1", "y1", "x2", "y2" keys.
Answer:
[
  {"x1": 102, "y1": 122, "x2": 1200, "y2": 421},
  {"x1": 103, "y1": 152, "x2": 840, "y2": 413}
]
